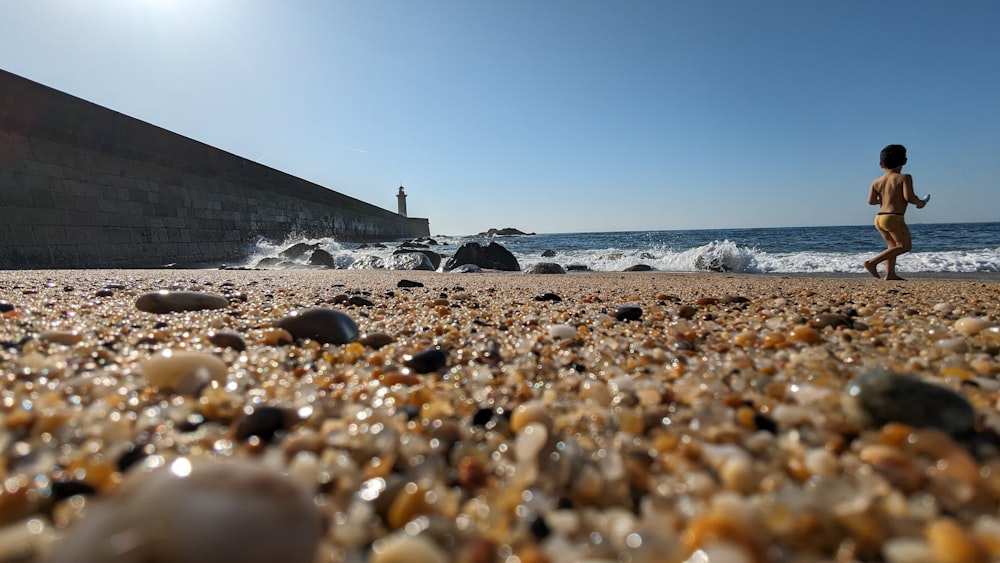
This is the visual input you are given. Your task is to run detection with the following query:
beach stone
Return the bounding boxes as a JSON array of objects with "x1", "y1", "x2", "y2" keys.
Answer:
[
  {"x1": 809, "y1": 314, "x2": 852, "y2": 329},
  {"x1": 403, "y1": 348, "x2": 447, "y2": 373},
  {"x1": 534, "y1": 292, "x2": 563, "y2": 302},
  {"x1": 397, "y1": 279, "x2": 424, "y2": 288},
  {"x1": 566, "y1": 264, "x2": 591, "y2": 271},
  {"x1": 347, "y1": 295, "x2": 375, "y2": 307},
  {"x1": 135, "y1": 290, "x2": 229, "y2": 314},
  {"x1": 360, "y1": 332, "x2": 394, "y2": 349},
  {"x1": 954, "y1": 316, "x2": 993, "y2": 336},
  {"x1": 610, "y1": 306, "x2": 643, "y2": 321},
  {"x1": 95, "y1": 288, "x2": 114, "y2": 298},
  {"x1": 525, "y1": 262, "x2": 566, "y2": 274},
  {"x1": 549, "y1": 324, "x2": 577, "y2": 340},
  {"x1": 842, "y1": 370, "x2": 975, "y2": 437},
  {"x1": 624, "y1": 264, "x2": 654, "y2": 272},
  {"x1": 386, "y1": 252, "x2": 435, "y2": 271},
  {"x1": 450, "y1": 264, "x2": 483, "y2": 273},
  {"x1": 0, "y1": 301, "x2": 13, "y2": 313},
  {"x1": 45, "y1": 458, "x2": 321, "y2": 563},
  {"x1": 370, "y1": 534, "x2": 449, "y2": 563},
  {"x1": 541, "y1": 249, "x2": 557, "y2": 257},
  {"x1": 232, "y1": 405, "x2": 293, "y2": 443},
  {"x1": 206, "y1": 329, "x2": 246, "y2": 351},
  {"x1": 140, "y1": 350, "x2": 229, "y2": 395},
  {"x1": 276, "y1": 307, "x2": 359, "y2": 345},
  {"x1": 444, "y1": 242, "x2": 520, "y2": 271}
]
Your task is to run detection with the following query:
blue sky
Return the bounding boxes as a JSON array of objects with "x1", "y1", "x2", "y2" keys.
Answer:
[{"x1": 2, "y1": 1, "x2": 998, "y2": 235}]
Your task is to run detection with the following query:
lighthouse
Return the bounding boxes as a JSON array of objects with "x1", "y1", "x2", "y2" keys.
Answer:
[{"x1": 397, "y1": 185, "x2": 407, "y2": 217}]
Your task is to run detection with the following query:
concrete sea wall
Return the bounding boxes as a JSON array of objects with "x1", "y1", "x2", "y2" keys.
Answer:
[{"x1": 0, "y1": 70, "x2": 429, "y2": 269}]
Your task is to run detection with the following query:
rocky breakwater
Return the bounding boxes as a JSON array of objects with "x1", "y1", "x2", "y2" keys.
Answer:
[{"x1": 0, "y1": 271, "x2": 999, "y2": 562}]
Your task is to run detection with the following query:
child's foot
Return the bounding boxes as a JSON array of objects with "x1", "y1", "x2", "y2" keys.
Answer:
[
  {"x1": 885, "y1": 275, "x2": 906, "y2": 281},
  {"x1": 863, "y1": 261, "x2": 879, "y2": 278}
]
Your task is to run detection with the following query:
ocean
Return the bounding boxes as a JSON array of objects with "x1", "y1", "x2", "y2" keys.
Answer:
[{"x1": 241, "y1": 222, "x2": 1000, "y2": 276}]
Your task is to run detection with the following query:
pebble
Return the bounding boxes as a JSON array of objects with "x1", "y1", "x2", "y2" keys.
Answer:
[
  {"x1": 842, "y1": 370, "x2": 975, "y2": 437},
  {"x1": 610, "y1": 305, "x2": 642, "y2": 321},
  {"x1": 370, "y1": 534, "x2": 449, "y2": 563},
  {"x1": 954, "y1": 316, "x2": 993, "y2": 336},
  {"x1": 397, "y1": 279, "x2": 424, "y2": 288},
  {"x1": 548, "y1": 324, "x2": 577, "y2": 339},
  {"x1": 140, "y1": 350, "x2": 229, "y2": 394},
  {"x1": 45, "y1": 458, "x2": 321, "y2": 563},
  {"x1": 206, "y1": 329, "x2": 246, "y2": 351},
  {"x1": 403, "y1": 348, "x2": 447, "y2": 373},
  {"x1": 360, "y1": 331, "x2": 395, "y2": 349},
  {"x1": 135, "y1": 290, "x2": 229, "y2": 313},
  {"x1": 275, "y1": 307, "x2": 359, "y2": 344}
]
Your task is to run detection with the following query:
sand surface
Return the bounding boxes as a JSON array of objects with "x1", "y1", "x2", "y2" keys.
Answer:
[{"x1": 2, "y1": 269, "x2": 1000, "y2": 562}]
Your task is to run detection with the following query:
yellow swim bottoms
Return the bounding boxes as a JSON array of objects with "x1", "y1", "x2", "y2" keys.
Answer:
[{"x1": 874, "y1": 213, "x2": 906, "y2": 233}]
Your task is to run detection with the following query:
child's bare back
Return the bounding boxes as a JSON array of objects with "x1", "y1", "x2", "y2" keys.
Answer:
[{"x1": 870, "y1": 171, "x2": 916, "y2": 214}]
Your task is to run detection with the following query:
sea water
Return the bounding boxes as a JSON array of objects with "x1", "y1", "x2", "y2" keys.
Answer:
[{"x1": 240, "y1": 222, "x2": 1000, "y2": 275}]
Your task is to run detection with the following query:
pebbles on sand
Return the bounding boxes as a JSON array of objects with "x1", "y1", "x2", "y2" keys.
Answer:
[{"x1": 1, "y1": 270, "x2": 999, "y2": 562}]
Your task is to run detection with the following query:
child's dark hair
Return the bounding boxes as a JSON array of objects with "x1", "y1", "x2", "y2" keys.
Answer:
[{"x1": 880, "y1": 144, "x2": 907, "y2": 169}]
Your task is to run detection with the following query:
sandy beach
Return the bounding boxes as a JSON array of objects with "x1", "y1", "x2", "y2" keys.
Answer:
[{"x1": 2, "y1": 269, "x2": 1000, "y2": 562}]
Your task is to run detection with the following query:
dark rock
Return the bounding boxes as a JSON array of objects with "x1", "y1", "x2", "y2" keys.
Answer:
[
  {"x1": 444, "y1": 242, "x2": 520, "y2": 271},
  {"x1": 397, "y1": 279, "x2": 424, "y2": 288},
  {"x1": 308, "y1": 249, "x2": 336, "y2": 267},
  {"x1": 404, "y1": 348, "x2": 448, "y2": 373},
  {"x1": 255, "y1": 257, "x2": 282, "y2": 268},
  {"x1": 95, "y1": 289, "x2": 114, "y2": 298},
  {"x1": 695, "y1": 255, "x2": 732, "y2": 272},
  {"x1": 534, "y1": 292, "x2": 563, "y2": 302},
  {"x1": 541, "y1": 249, "x2": 557, "y2": 257},
  {"x1": 566, "y1": 265, "x2": 591, "y2": 272},
  {"x1": 525, "y1": 262, "x2": 566, "y2": 274},
  {"x1": 52, "y1": 480, "x2": 97, "y2": 501},
  {"x1": 472, "y1": 408, "x2": 496, "y2": 428},
  {"x1": 809, "y1": 314, "x2": 852, "y2": 329},
  {"x1": 232, "y1": 406, "x2": 292, "y2": 443},
  {"x1": 474, "y1": 227, "x2": 536, "y2": 237},
  {"x1": 135, "y1": 291, "x2": 229, "y2": 314},
  {"x1": 116, "y1": 443, "x2": 154, "y2": 473},
  {"x1": 280, "y1": 243, "x2": 318, "y2": 260},
  {"x1": 276, "y1": 308, "x2": 359, "y2": 345},
  {"x1": 359, "y1": 332, "x2": 394, "y2": 349},
  {"x1": 720, "y1": 295, "x2": 750, "y2": 304},
  {"x1": 0, "y1": 301, "x2": 14, "y2": 313},
  {"x1": 610, "y1": 306, "x2": 643, "y2": 322},
  {"x1": 450, "y1": 264, "x2": 483, "y2": 273},
  {"x1": 624, "y1": 264, "x2": 654, "y2": 272},
  {"x1": 206, "y1": 330, "x2": 247, "y2": 351},
  {"x1": 842, "y1": 370, "x2": 976, "y2": 437},
  {"x1": 347, "y1": 295, "x2": 375, "y2": 307}
]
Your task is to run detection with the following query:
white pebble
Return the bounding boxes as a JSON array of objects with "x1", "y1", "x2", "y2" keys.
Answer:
[
  {"x1": 954, "y1": 316, "x2": 993, "y2": 336},
  {"x1": 140, "y1": 350, "x2": 228, "y2": 394},
  {"x1": 370, "y1": 534, "x2": 449, "y2": 563},
  {"x1": 549, "y1": 323, "x2": 577, "y2": 340}
]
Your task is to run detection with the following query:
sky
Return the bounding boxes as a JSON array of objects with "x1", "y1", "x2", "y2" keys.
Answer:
[{"x1": 2, "y1": 1, "x2": 998, "y2": 236}]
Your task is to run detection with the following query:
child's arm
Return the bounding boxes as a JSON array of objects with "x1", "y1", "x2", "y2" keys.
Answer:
[
  {"x1": 902, "y1": 174, "x2": 926, "y2": 209},
  {"x1": 867, "y1": 182, "x2": 881, "y2": 206}
]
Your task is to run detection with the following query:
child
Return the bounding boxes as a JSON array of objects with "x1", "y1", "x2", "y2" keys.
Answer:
[{"x1": 863, "y1": 144, "x2": 926, "y2": 280}]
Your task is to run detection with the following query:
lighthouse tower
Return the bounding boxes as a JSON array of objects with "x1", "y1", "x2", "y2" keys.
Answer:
[{"x1": 397, "y1": 185, "x2": 408, "y2": 217}]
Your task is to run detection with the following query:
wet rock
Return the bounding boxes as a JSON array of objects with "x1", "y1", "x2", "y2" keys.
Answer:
[
  {"x1": 46, "y1": 459, "x2": 321, "y2": 563},
  {"x1": 393, "y1": 249, "x2": 442, "y2": 270},
  {"x1": 444, "y1": 242, "x2": 520, "y2": 272},
  {"x1": 95, "y1": 289, "x2": 114, "y2": 298},
  {"x1": 541, "y1": 249, "x2": 557, "y2": 257},
  {"x1": 206, "y1": 329, "x2": 246, "y2": 351},
  {"x1": 610, "y1": 306, "x2": 643, "y2": 322},
  {"x1": 525, "y1": 262, "x2": 566, "y2": 274},
  {"x1": 280, "y1": 242, "x2": 319, "y2": 260},
  {"x1": 403, "y1": 348, "x2": 447, "y2": 373},
  {"x1": 842, "y1": 370, "x2": 976, "y2": 437},
  {"x1": 135, "y1": 291, "x2": 229, "y2": 314},
  {"x1": 275, "y1": 308, "x2": 359, "y2": 345},
  {"x1": 397, "y1": 279, "x2": 424, "y2": 288},
  {"x1": 308, "y1": 249, "x2": 336, "y2": 267},
  {"x1": 566, "y1": 264, "x2": 591, "y2": 271},
  {"x1": 349, "y1": 255, "x2": 385, "y2": 270},
  {"x1": 624, "y1": 264, "x2": 654, "y2": 272},
  {"x1": 386, "y1": 252, "x2": 435, "y2": 271}
]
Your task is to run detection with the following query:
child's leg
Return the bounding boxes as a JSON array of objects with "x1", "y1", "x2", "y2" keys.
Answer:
[
  {"x1": 883, "y1": 225, "x2": 913, "y2": 280},
  {"x1": 864, "y1": 228, "x2": 898, "y2": 278}
]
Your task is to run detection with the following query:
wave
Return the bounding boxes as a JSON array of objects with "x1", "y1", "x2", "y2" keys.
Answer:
[{"x1": 236, "y1": 235, "x2": 1000, "y2": 275}]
